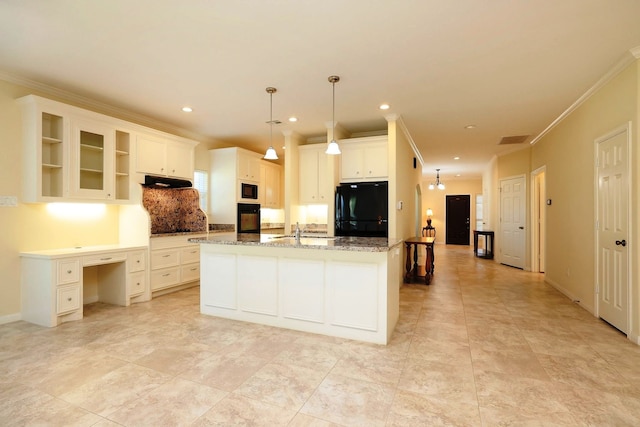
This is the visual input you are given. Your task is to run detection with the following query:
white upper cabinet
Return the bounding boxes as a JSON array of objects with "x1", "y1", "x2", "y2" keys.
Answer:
[
  {"x1": 299, "y1": 144, "x2": 329, "y2": 204},
  {"x1": 339, "y1": 136, "x2": 388, "y2": 182},
  {"x1": 18, "y1": 96, "x2": 69, "y2": 202},
  {"x1": 18, "y1": 94, "x2": 197, "y2": 203},
  {"x1": 18, "y1": 95, "x2": 132, "y2": 203},
  {"x1": 69, "y1": 117, "x2": 114, "y2": 200},
  {"x1": 135, "y1": 135, "x2": 194, "y2": 180},
  {"x1": 237, "y1": 149, "x2": 261, "y2": 182}
]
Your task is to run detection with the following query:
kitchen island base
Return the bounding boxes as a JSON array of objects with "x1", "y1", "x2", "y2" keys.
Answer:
[{"x1": 199, "y1": 243, "x2": 401, "y2": 345}]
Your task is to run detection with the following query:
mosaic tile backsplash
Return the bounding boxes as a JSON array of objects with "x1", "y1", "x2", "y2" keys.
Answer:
[{"x1": 142, "y1": 186, "x2": 207, "y2": 235}]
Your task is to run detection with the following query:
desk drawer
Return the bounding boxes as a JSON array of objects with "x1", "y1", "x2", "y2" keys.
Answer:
[
  {"x1": 128, "y1": 251, "x2": 146, "y2": 273},
  {"x1": 150, "y1": 267, "x2": 179, "y2": 291},
  {"x1": 57, "y1": 259, "x2": 80, "y2": 285},
  {"x1": 83, "y1": 252, "x2": 126, "y2": 267},
  {"x1": 151, "y1": 249, "x2": 179, "y2": 270},
  {"x1": 129, "y1": 271, "x2": 146, "y2": 296},
  {"x1": 57, "y1": 284, "x2": 81, "y2": 314}
]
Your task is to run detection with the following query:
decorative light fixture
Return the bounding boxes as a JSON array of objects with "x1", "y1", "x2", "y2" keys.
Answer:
[
  {"x1": 423, "y1": 208, "x2": 436, "y2": 237},
  {"x1": 326, "y1": 75, "x2": 341, "y2": 155},
  {"x1": 428, "y1": 169, "x2": 445, "y2": 190},
  {"x1": 264, "y1": 87, "x2": 279, "y2": 160}
]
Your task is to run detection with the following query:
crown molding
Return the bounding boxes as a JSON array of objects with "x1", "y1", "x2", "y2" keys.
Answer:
[
  {"x1": 530, "y1": 46, "x2": 640, "y2": 146},
  {"x1": 387, "y1": 114, "x2": 424, "y2": 167},
  {"x1": 0, "y1": 70, "x2": 206, "y2": 142}
]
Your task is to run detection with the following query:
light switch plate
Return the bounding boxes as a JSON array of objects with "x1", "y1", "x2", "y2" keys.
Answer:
[{"x1": 0, "y1": 196, "x2": 18, "y2": 207}]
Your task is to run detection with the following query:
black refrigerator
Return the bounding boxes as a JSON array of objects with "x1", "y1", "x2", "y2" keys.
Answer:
[{"x1": 335, "y1": 181, "x2": 388, "y2": 237}]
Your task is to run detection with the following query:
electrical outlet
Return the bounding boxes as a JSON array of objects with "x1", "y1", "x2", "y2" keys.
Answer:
[{"x1": 0, "y1": 196, "x2": 17, "y2": 207}]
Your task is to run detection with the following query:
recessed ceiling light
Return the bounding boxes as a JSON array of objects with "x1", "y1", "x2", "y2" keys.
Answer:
[
  {"x1": 456, "y1": 174, "x2": 461, "y2": 177},
  {"x1": 453, "y1": 156, "x2": 460, "y2": 160},
  {"x1": 464, "y1": 124, "x2": 476, "y2": 129},
  {"x1": 288, "y1": 117, "x2": 298, "y2": 122},
  {"x1": 182, "y1": 106, "x2": 193, "y2": 113},
  {"x1": 379, "y1": 104, "x2": 390, "y2": 110}
]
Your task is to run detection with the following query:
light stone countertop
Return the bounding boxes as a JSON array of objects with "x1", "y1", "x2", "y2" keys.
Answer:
[{"x1": 189, "y1": 233, "x2": 403, "y2": 252}]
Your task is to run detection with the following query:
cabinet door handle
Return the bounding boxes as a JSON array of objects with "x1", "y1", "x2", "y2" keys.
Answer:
[
  {"x1": 100, "y1": 257, "x2": 112, "y2": 261},
  {"x1": 162, "y1": 273, "x2": 170, "y2": 277},
  {"x1": 190, "y1": 267, "x2": 197, "y2": 271},
  {"x1": 162, "y1": 254, "x2": 171, "y2": 258}
]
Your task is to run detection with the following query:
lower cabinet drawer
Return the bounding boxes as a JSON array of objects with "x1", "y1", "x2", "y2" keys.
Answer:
[
  {"x1": 180, "y1": 246, "x2": 200, "y2": 264},
  {"x1": 181, "y1": 263, "x2": 200, "y2": 283},
  {"x1": 150, "y1": 267, "x2": 179, "y2": 291},
  {"x1": 57, "y1": 284, "x2": 81, "y2": 314},
  {"x1": 151, "y1": 249, "x2": 180, "y2": 269},
  {"x1": 129, "y1": 271, "x2": 146, "y2": 296}
]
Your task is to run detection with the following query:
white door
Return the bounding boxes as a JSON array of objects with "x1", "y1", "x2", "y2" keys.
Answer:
[
  {"x1": 596, "y1": 125, "x2": 629, "y2": 333},
  {"x1": 500, "y1": 176, "x2": 526, "y2": 269}
]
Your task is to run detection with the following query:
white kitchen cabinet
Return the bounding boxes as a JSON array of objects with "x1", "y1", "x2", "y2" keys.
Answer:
[
  {"x1": 339, "y1": 136, "x2": 388, "y2": 182},
  {"x1": 69, "y1": 117, "x2": 114, "y2": 200},
  {"x1": 18, "y1": 95, "x2": 135, "y2": 203},
  {"x1": 299, "y1": 144, "x2": 329, "y2": 204},
  {"x1": 18, "y1": 96, "x2": 70, "y2": 202},
  {"x1": 150, "y1": 234, "x2": 205, "y2": 294},
  {"x1": 237, "y1": 149, "x2": 261, "y2": 182},
  {"x1": 20, "y1": 245, "x2": 149, "y2": 327},
  {"x1": 260, "y1": 161, "x2": 282, "y2": 208},
  {"x1": 135, "y1": 135, "x2": 194, "y2": 180}
]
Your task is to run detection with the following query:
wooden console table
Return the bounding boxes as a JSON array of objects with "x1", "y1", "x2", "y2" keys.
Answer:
[{"x1": 404, "y1": 236, "x2": 435, "y2": 285}]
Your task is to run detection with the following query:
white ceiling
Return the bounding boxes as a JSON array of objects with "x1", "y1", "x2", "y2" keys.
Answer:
[{"x1": 2, "y1": 0, "x2": 640, "y2": 181}]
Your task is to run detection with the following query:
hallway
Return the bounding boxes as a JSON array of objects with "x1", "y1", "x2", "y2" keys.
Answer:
[{"x1": 2, "y1": 244, "x2": 640, "y2": 425}]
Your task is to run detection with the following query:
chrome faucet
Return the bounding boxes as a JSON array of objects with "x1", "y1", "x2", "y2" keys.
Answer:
[{"x1": 294, "y1": 222, "x2": 301, "y2": 243}]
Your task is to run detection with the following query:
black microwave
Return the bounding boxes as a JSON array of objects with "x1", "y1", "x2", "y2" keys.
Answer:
[{"x1": 241, "y1": 182, "x2": 258, "y2": 199}]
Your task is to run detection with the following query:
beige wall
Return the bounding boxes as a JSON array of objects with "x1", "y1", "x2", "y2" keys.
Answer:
[
  {"x1": 389, "y1": 119, "x2": 423, "y2": 240},
  {"x1": 422, "y1": 178, "x2": 482, "y2": 243},
  {"x1": 531, "y1": 58, "x2": 639, "y2": 338}
]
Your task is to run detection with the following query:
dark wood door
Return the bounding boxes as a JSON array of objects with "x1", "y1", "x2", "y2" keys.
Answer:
[{"x1": 446, "y1": 195, "x2": 470, "y2": 245}]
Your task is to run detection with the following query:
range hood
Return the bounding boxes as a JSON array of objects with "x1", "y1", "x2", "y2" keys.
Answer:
[{"x1": 143, "y1": 175, "x2": 192, "y2": 188}]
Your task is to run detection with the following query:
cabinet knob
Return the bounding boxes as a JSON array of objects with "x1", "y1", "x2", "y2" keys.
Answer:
[
  {"x1": 67, "y1": 270, "x2": 72, "y2": 274},
  {"x1": 67, "y1": 297, "x2": 72, "y2": 302},
  {"x1": 137, "y1": 260, "x2": 140, "y2": 263}
]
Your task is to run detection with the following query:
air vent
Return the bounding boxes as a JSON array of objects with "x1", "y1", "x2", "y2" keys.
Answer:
[{"x1": 499, "y1": 135, "x2": 530, "y2": 145}]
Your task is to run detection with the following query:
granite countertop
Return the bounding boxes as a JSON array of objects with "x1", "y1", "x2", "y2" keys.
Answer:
[
  {"x1": 189, "y1": 233, "x2": 403, "y2": 253},
  {"x1": 150, "y1": 229, "x2": 230, "y2": 238}
]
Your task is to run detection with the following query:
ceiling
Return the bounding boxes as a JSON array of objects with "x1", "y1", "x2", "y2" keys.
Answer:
[{"x1": 2, "y1": 1, "x2": 640, "y2": 181}]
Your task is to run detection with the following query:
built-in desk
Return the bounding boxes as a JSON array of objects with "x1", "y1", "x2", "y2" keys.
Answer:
[{"x1": 20, "y1": 244, "x2": 148, "y2": 327}]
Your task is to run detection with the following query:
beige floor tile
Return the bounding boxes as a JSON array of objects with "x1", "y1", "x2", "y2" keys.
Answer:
[
  {"x1": 234, "y1": 362, "x2": 326, "y2": 409},
  {"x1": 179, "y1": 352, "x2": 269, "y2": 391},
  {"x1": 107, "y1": 377, "x2": 226, "y2": 426},
  {"x1": 59, "y1": 363, "x2": 172, "y2": 416},
  {"x1": 301, "y1": 373, "x2": 395, "y2": 427},
  {"x1": 193, "y1": 393, "x2": 297, "y2": 426},
  {"x1": 387, "y1": 389, "x2": 482, "y2": 426}
]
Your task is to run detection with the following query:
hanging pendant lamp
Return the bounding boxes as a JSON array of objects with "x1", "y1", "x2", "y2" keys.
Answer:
[
  {"x1": 264, "y1": 87, "x2": 278, "y2": 160},
  {"x1": 325, "y1": 75, "x2": 341, "y2": 155},
  {"x1": 429, "y1": 169, "x2": 445, "y2": 190}
]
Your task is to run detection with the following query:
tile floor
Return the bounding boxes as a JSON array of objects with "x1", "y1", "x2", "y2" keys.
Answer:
[{"x1": 3, "y1": 245, "x2": 640, "y2": 426}]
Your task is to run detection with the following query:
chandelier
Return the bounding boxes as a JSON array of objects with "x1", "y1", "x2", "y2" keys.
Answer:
[{"x1": 428, "y1": 169, "x2": 445, "y2": 190}]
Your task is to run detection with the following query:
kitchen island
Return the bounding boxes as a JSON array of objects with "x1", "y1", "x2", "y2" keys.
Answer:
[{"x1": 190, "y1": 234, "x2": 403, "y2": 344}]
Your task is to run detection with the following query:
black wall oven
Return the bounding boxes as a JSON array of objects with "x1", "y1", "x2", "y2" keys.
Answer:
[{"x1": 237, "y1": 203, "x2": 260, "y2": 234}]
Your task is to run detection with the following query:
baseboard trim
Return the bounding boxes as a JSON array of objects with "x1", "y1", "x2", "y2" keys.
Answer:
[
  {"x1": 544, "y1": 277, "x2": 595, "y2": 316},
  {"x1": 0, "y1": 312, "x2": 22, "y2": 325}
]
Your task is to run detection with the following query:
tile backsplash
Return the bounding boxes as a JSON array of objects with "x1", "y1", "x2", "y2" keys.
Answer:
[{"x1": 142, "y1": 186, "x2": 207, "y2": 235}]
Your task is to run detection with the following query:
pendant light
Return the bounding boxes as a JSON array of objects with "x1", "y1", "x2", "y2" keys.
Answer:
[
  {"x1": 428, "y1": 169, "x2": 445, "y2": 190},
  {"x1": 264, "y1": 87, "x2": 278, "y2": 160},
  {"x1": 325, "y1": 75, "x2": 341, "y2": 155}
]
